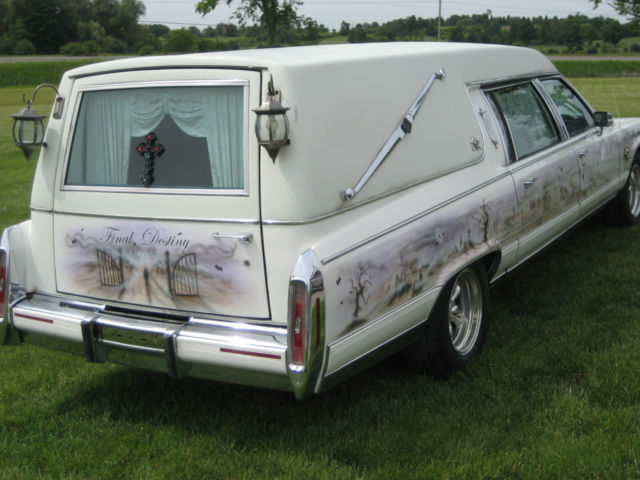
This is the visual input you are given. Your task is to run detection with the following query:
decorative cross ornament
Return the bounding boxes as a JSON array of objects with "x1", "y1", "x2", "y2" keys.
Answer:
[{"x1": 136, "y1": 132, "x2": 165, "y2": 187}]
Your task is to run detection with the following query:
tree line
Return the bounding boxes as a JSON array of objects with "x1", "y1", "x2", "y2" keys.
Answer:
[
  {"x1": 343, "y1": 13, "x2": 638, "y2": 52},
  {"x1": 1, "y1": 0, "x2": 638, "y2": 56}
]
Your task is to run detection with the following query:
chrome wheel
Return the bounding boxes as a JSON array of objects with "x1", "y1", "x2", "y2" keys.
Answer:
[
  {"x1": 628, "y1": 163, "x2": 640, "y2": 219},
  {"x1": 448, "y1": 268, "x2": 483, "y2": 355}
]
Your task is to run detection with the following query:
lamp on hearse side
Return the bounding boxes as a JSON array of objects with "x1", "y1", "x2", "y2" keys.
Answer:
[
  {"x1": 11, "y1": 83, "x2": 64, "y2": 161},
  {"x1": 253, "y1": 76, "x2": 290, "y2": 162}
]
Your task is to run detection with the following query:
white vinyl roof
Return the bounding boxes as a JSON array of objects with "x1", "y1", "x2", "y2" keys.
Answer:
[{"x1": 67, "y1": 42, "x2": 556, "y2": 83}]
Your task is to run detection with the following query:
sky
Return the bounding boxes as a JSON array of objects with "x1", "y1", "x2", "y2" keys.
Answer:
[{"x1": 139, "y1": 0, "x2": 628, "y2": 30}]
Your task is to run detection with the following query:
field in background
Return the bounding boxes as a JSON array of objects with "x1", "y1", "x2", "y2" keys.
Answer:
[{"x1": 1, "y1": 63, "x2": 640, "y2": 479}]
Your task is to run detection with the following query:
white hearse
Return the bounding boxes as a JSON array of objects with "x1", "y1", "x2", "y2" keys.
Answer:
[{"x1": 1, "y1": 43, "x2": 639, "y2": 399}]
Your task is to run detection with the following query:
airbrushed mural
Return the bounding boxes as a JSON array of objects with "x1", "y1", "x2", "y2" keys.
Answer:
[
  {"x1": 54, "y1": 217, "x2": 265, "y2": 316},
  {"x1": 334, "y1": 190, "x2": 516, "y2": 336},
  {"x1": 334, "y1": 161, "x2": 583, "y2": 336}
]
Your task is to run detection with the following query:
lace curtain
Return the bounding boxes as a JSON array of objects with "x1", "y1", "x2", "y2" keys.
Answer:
[{"x1": 67, "y1": 86, "x2": 244, "y2": 189}]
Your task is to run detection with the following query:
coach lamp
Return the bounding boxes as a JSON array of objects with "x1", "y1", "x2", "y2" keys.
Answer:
[
  {"x1": 253, "y1": 76, "x2": 290, "y2": 162},
  {"x1": 11, "y1": 83, "x2": 64, "y2": 160}
]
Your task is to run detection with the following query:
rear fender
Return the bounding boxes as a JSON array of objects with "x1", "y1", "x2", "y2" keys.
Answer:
[{"x1": 1, "y1": 223, "x2": 30, "y2": 345}]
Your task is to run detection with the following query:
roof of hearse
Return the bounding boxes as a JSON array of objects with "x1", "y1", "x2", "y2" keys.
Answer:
[{"x1": 66, "y1": 42, "x2": 557, "y2": 82}]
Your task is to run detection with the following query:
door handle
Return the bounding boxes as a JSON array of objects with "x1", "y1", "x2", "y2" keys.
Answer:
[
  {"x1": 211, "y1": 232, "x2": 253, "y2": 245},
  {"x1": 523, "y1": 178, "x2": 537, "y2": 189},
  {"x1": 577, "y1": 150, "x2": 588, "y2": 159}
]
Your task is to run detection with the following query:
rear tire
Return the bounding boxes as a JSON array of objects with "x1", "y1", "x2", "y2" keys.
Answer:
[{"x1": 403, "y1": 262, "x2": 489, "y2": 377}]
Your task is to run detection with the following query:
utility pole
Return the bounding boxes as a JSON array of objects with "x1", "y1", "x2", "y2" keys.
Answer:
[{"x1": 437, "y1": 0, "x2": 442, "y2": 41}]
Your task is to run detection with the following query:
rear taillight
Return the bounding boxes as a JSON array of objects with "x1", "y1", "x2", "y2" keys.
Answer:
[
  {"x1": 290, "y1": 281, "x2": 307, "y2": 366},
  {"x1": 0, "y1": 250, "x2": 6, "y2": 319},
  {"x1": 287, "y1": 250, "x2": 325, "y2": 399}
]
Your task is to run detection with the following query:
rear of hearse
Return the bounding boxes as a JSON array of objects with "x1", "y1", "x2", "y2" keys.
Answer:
[
  {"x1": 2, "y1": 44, "x2": 583, "y2": 399},
  {"x1": 0, "y1": 53, "x2": 328, "y2": 399}
]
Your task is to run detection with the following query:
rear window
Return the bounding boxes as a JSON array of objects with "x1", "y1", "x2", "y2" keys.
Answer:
[{"x1": 66, "y1": 84, "x2": 246, "y2": 191}]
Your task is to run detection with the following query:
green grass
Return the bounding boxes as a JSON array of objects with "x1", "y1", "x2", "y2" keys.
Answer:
[
  {"x1": 0, "y1": 87, "x2": 40, "y2": 230},
  {"x1": 1, "y1": 74, "x2": 640, "y2": 479},
  {"x1": 0, "y1": 61, "x2": 100, "y2": 88},
  {"x1": 553, "y1": 60, "x2": 640, "y2": 78},
  {"x1": 571, "y1": 77, "x2": 640, "y2": 117}
]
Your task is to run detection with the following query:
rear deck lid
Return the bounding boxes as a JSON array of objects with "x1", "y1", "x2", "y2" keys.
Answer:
[{"x1": 52, "y1": 68, "x2": 270, "y2": 319}]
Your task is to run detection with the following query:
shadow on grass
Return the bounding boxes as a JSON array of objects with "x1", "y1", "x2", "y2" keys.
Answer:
[{"x1": 44, "y1": 217, "x2": 640, "y2": 472}]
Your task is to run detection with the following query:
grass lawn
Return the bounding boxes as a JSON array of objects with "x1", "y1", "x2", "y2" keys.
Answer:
[{"x1": 1, "y1": 77, "x2": 640, "y2": 479}]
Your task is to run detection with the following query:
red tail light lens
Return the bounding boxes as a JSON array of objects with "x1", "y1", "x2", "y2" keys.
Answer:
[{"x1": 291, "y1": 281, "x2": 307, "y2": 366}]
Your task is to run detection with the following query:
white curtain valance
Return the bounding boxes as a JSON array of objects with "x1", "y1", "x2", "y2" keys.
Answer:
[{"x1": 67, "y1": 86, "x2": 244, "y2": 189}]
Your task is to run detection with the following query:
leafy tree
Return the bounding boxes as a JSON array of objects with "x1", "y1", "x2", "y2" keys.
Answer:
[
  {"x1": 15, "y1": 0, "x2": 74, "y2": 53},
  {"x1": 195, "y1": 0, "x2": 301, "y2": 47},
  {"x1": 561, "y1": 15, "x2": 584, "y2": 49},
  {"x1": 89, "y1": 0, "x2": 145, "y2": 51},
  {"x1": 212, "y1": 23, "x2": 239, "y2": 37},
  {"x1": 148, "y1": 23, "x2": 171, "y2": 38},
  {"x1": 347, "y1": 24, "x2": 370, "y2": 43},
  {"x1": 448, "y1": 24, "x2": 465, "y2": 42},
  {"x1": 603, "y1": 18, "x2": 625, "y2": 44},
  {"x1": 13, "y1": 38, "x2": 36, "y2": 55},
  {"x1": 165, "y1": 28, "x2": 198, "y2": 52},
  {"x1": 591, "y1": 0, "x2": 640, "y2": 24}
]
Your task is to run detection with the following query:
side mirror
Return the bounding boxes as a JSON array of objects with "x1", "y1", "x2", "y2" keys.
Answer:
[{"x1": 594, "y1": 111, "x2": 613, "y2": 128}]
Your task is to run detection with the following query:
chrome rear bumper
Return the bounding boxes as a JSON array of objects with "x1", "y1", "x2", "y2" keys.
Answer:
[{"x1": 9, "y1": 293, "x2": 292, "y2": 392}]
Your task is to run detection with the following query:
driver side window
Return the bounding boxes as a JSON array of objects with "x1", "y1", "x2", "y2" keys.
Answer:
[{"x1": 541, "y1": 78, "x2": 594, "y2": 137}]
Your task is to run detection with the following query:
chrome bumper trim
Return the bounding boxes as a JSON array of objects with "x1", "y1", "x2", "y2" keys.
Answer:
[{"x1": 10, "y1": 292, "x2": 290, "y2": 391}]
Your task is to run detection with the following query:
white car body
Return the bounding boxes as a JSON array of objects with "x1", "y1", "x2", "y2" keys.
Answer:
[{"x1": 1, "y1": 43, "x2": 639, "y2": 399}]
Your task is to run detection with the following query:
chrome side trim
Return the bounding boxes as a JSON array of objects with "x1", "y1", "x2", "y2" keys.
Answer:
[
  {"x1": 321, "y1": 170, "x2": 512, "y2": 265},
  {"x1": 52, "y1": 208, "x2": 259, "y2": 225},
  {"x1": 478, "y1": 108, "x2": 499, "y2": 147},
  {"x1": 77, "y1": 79, "x2": 249, "y2": 92},
  {"x1": 264, "y1": 160, "x2": 485, "y2": 226},
  {"x1": 61, "y1": 185, "x2": 250, "y2": 197},
  {"x1": 467, "y1": 70, "x2": 559, "y2": 87},
  {"x1": 30, "y1": 207, "x2": 54, "y2": 214}
]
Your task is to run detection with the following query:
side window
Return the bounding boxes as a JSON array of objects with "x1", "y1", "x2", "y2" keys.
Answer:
[
  {"x1": 487, "y1": 82, "x2": 561, "y2": 161},
  {"x1": 541, "y1": 78, "x2": 594, "y2": 137}
]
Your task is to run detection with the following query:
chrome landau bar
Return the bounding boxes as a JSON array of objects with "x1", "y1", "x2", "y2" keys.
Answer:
[{"x1": 341, "y1": 68, "x2": 446, "y2": 202}]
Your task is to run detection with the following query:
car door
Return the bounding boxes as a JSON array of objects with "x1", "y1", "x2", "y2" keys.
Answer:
[
  {"x1": 485, "y1": 81, "x2": 582, "y2": 263},
  {"x1": 539, "y1": 77, "x2": 621, "y2": 213}
]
